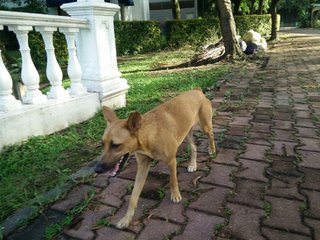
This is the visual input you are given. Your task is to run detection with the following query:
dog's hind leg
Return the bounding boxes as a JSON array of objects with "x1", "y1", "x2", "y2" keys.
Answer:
[
  {"x1": 117, "y1": 154, "x2": 151, "y2": 229},
  {"x1": 199, "y1": 101, "x2": 216, "y2": 155},
  {"x1": 168, "y1": 158, "x2": 182, "y2": 203},
  {"x1": 186, "y1": 129, "x2": 197, "y2": 172}
]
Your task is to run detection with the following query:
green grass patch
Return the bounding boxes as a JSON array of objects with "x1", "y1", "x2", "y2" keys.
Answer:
[
  {"x1": 118, "y1": 48, "x2": 195, "y2": 73},
  {"x1": 0, "y1": 49, "x2": 229, "y2": 223}
]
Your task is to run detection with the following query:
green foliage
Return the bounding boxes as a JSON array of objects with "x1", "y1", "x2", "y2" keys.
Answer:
[
  {"x1": 157, "y1": 187, "x2": 166, "y2": 200},
  {"x1": 237, "y1": 0, "x2": 270, "y2": 15},
  {"x1": 28, "y1": 31, "x2": 45, "y2": 68},
  {"x1": 235, "y1": 14, "x2": 273, "y2": 36},
  {"x1": 118, "y1": 49, "x2": 194, "y2": 73},
  {"x1": 22, "y1": 0, "x2": 47, "y2": 13},
  {"x1": 301, "y1": 12, "x2": 313, "y2": 28},
  {"x1": 165, "y1": 18, "x2": 221, "y2": 48},
  {"x1": 264, "y1": 200, "x2": 272, "y2": 217},
  {"x1": 0, "y1": 0, "x2": 47, "y2": 13},
  {"x1": 114, "y1": 20, "x2": 162, "y2": 55},
  {"x1": 29, "y1": 31, "x2": 68, "y2": 70},
  {"x1": 127, "y1": 183, "x2": 134, "y2": 193},
  {"x1": 278, "y1": 0, "x2": 320, "y2": 27},
  {"x1": 94, "y1": 219, "x2": 110, "y2": 228},
  {"x1": 53, "y1": 32, "x2": 68, "y2": 66},
  {"x1": 0, "y1": 0, "x2": 20, "y2": 5},
  {"x1": 213, "y1": 207, "x2": 232, "y2": 237}
]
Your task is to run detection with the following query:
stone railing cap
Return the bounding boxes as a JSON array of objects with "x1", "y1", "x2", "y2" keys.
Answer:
[{"x1": 0, "y1": 10, "x2": 89, "y2": 29}]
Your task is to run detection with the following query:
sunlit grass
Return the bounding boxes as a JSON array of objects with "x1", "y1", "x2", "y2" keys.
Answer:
[{"x1": 118, "y1": 48, "x2": 195, "y2": 73}]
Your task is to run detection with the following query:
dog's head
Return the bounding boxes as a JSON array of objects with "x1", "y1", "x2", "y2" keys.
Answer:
[{"x1": 94, "y1": 106, "x2": 141, "y2": 176}]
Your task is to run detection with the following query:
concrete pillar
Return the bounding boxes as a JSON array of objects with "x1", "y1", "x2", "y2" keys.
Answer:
[{"x1": 62, "y1": 0, "x2": 129, "y2": 108}]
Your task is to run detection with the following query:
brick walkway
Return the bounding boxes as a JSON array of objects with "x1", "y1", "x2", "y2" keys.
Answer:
[{"x1": 6, "y1": 29, "x2": 320, "y2": 240}]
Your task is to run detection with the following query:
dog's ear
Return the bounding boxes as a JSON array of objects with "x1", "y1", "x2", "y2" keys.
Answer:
[
  {"x1": 102, "y1": 106, "x2": 118, "y2": 123},
  {"x1": 126, "y1": 111, "x2": 141, "y2": 133}
]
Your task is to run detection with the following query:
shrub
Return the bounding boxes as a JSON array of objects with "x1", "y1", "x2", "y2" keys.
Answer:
[
  {"x1": 165, "y1": 18, "x2": 221, "y2": 48},
  {"x1": 114, "y1": 20, "x2": 162, "y2": 55},
  {"x1": 29, "y1": 31, "x2": 68, "y2": 70},
  {"x1": 235, "y1": 14, "x2": 272, "y2": 36},
  {"x1": 28, "y1": 31, "x2": 45, "y2": 69}
]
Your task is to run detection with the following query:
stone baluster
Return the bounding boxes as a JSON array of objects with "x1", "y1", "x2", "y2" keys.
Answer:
[
  {"x1": 0, "y1": 26, "x2": 22, "y2": 112},
  {"x1": 9, "y1": 25, "x2": 47, "y2": 104},
  {"x1": 60, "y1": 28, "x2": 87, "y2": 96},
  {"x1": 62, "y1": 0, "x2": 129, "y2": 108},
  {"x1": 36, "y1": 26, "x2": 70, "y2": 100}
]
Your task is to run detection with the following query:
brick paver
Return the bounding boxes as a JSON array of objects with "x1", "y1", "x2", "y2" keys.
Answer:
[
  {"x1": 263, "y1": 196, "x2": 311, "y2": 235},
  {"x1": 228, "y1": 178, "x2": 265, "y2": 208},
  {"x1": 137, "y1": 219, "x2": 180, "y2": 240},
  {"x1": 4, "y1": 29, "x2": 320, "y2": 240},
  {"x1": 172, "y1": 210, "x2": 224, "y2": 240},
  {"x1": 226, "y1": 203, "x2": 265, "y2": 240}
]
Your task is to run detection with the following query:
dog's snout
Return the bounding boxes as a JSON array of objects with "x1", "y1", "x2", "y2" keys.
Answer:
[{"x1": 94, "y1": 163, "x2": 107, "y2": 173}]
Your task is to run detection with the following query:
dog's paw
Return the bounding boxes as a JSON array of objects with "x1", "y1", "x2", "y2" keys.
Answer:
[
  {"x1": 208, "y1": 148, "x2": 215, "y2": 155},
  {"x1": 171, "y1": 191, "x2": 182, "y2": 203},
  {"x1": 116, "y1": 216, "x2": 131, "y2": 229},
  {"x1": 188, "y1": 165, "x2": 197, "y2": 172},
  {"x1": 208, "y1": 145, "x2": 216, "y2": 155}
]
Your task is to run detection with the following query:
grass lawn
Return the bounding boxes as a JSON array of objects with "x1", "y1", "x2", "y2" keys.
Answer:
[{"x1": 0, "y1": 49, "x2": 230, "y2": 223}]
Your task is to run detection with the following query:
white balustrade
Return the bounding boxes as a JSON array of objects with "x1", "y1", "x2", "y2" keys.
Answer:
[
  {"x1": 0, "y1": 1, "x2": 128, "y2": 110},
  {"x1": 0, "y1": 10, "x2": 89, "y2": 109},
  {"x1": 0, "y1": 3, "x2": 129, "y2": 150},
  {"x1": 60, "y1": 28, "x2": 87, "y2": 96},
  {"x1": 36, "y1": 26, "x2": 70, "y2": 100},
  {"x1": 9, "y1": 25, "x2": 47, "y2": 104},
  {"x1": 0, "y1": 26, "x2": 22, "y2": 112}
]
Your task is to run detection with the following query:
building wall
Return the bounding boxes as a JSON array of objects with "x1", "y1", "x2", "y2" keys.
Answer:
[
  {"x1": 149, "y1": 0, "x2": 197, "y2": 21},
  {"x1": 111, "y1": 0, "x2": 197, "y2": 22},
  {"x1": 2, "y1": 0, "x2": 197, "y2": 22},
  {"x1": 110, "y1": 0, "x2": 150, "y2": 21}
]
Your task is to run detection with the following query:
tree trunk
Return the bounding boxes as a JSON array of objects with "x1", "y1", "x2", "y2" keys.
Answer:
[
  {"x1": 216, "y1": 0, "x2": 243, "y2": 59},
  {"x1": 270, "y1": 0, "x2": 280, "y2": 40},
  {"x1": 171, "y1": 0, "x2": 181, "y2": 20}
]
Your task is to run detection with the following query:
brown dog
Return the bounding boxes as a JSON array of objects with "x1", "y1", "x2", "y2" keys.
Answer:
[{"x1": 94, "y1": 89, "x2": 216, "y2": 229}]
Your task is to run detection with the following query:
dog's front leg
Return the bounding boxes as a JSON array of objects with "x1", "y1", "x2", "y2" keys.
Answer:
[
  {"x1": 168, "y1": 158, "x2": 182, "y2": 203},
  {"x1": 117, "y1": 155, "x2": 151, "y2": 229}
]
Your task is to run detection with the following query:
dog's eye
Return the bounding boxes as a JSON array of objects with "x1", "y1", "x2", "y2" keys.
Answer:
[{"x1": 110, "y1": 141, "x2": 121, "y2": 149}]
